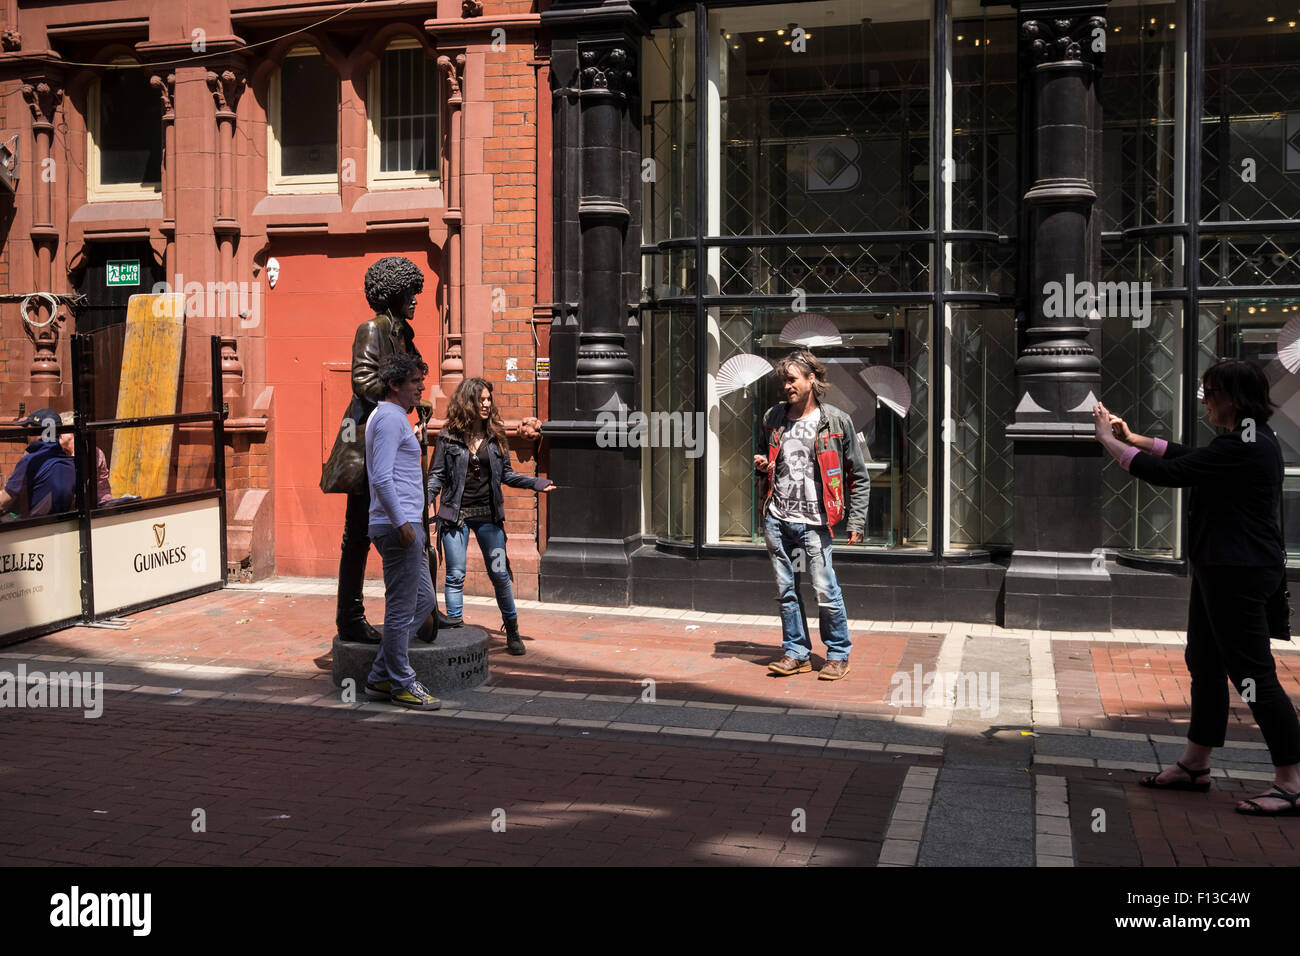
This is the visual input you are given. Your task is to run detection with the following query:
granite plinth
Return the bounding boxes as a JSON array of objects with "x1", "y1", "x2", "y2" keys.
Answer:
[{"x1": 332, "y1": 625, "x2": 490, "y2": 692}]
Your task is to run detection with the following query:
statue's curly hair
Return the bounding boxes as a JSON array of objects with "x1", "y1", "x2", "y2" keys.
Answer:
[{"x1": 364, "y1": 256, "x2": 425, "y2": 313}]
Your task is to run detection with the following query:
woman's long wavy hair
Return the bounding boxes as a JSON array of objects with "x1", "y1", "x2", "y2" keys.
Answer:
[{"x1": 446, "y1": 377, "x2": 509, "y2": 449}]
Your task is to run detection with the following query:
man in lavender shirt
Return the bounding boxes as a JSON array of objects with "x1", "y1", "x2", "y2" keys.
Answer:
[{"x1": 364, "y1": 352, "x2": 440, "y2": 710}]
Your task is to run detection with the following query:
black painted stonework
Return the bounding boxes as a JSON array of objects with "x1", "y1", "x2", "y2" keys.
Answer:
[{"x1": 1004, "y1": 4, "x2": 1113, "y2": 631}]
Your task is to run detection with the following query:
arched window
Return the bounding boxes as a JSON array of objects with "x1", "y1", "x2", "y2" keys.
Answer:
[
  {"x1": 87, "y1": 57, "x2": 162, "y2": 200},
  {"x1": 367, "y1": 37, "x2": 440, "y2": 188},
  {"x1": 268, "y1": 45, "x2": 339, "y2": 191}
]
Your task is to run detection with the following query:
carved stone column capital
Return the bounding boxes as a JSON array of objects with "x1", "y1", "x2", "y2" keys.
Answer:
[
  {"x1": 206, "y1": 67, "x2": 246, "y2": 116},
  {"x1": 578, "y1": 43, "x2": 635, "y2": 96},
  {"x1": 438, "y1": 53, "x2": 466, "y2": 101},
  {"x1": 151, "y1": 72, "x2": 177, "y2": 119},
  {"x1": 1020, "y1": 15, "x2": 1108, "y2": 66},
  {"x1": 21, "y1": 78, "x2": 62, "y2": 130}
]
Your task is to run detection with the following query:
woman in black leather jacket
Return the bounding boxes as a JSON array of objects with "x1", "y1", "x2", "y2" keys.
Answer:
[
  {"x1": 427, "y1": 377, "x2": 554, "y2": 655},
  {"x1": 1094, "y1": 359, "x2": 1300, "y2": 816}
]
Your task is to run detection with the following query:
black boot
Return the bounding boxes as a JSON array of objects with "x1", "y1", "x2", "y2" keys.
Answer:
[
  {"x1": 437, "y1": 610, "x2": 463, "y2": 628},
  {"x1": 339, "y1": 618, "x2": 382, "y2": 644},
  {"x1": 504, "y1": 617, "x2": 525, "y2": 656}
]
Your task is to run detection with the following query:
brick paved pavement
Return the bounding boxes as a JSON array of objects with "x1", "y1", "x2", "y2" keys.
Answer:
[{"x1": 2, "y1": 576, "x2": 1299, "y2": 867}]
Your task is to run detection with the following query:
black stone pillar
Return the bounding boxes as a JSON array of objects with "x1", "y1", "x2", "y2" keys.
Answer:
[
  {"x1": 540, "y1": 2, "x2": 646, "y2": 605},
  {"x1": 1004, "y1": 5, "x2": 1112, "y2": 630}
]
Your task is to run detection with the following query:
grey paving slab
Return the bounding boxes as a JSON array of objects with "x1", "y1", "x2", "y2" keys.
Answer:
[
  {"x1": 922, "y1": 807, "x2": 1035, "y2": 844},
  {"x1": 510, "y1": 697, "x2": 632, "y2": 721},
  {"x1": 437, "y1": 692, "x2": 527, "y2": 715},
  {"x1": 1152, "y1": 741, "x2": 1272, "y2": 765},
  {"x1": 932, "y1": 767, "x2": 1034, "y2": 790},
  {"x1": 1035, "y1": 735, "x2": 1156, "y2": 762},
  {"x1": 830, "y1": 718, "x2": 943, "y2": 747},
  {"x1": 719, "y1": 711, "x2": 839, "y2": 738},
  {"x1": 929, "y1": 783, "x2": 1034, "y2": 811},
  {"x1": 618, "y1": 703, "x2": 730, "y2": 731}
]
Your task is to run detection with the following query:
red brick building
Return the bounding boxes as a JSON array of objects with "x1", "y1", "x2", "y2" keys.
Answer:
[{"x1": 0, "y1": 0, "x2": 551, "y2": 597}]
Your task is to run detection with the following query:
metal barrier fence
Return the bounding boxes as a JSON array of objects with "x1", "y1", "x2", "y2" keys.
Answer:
[{"x1": 0, "y1": 333, "x2": 226, "y2": 645}]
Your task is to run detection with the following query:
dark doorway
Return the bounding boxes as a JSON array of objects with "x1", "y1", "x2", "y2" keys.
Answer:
[{"x1": 74, "y1": 241, "x2": 164, "y2": 334}]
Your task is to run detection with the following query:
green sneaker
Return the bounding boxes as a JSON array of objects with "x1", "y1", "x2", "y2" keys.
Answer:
[
  {"x1": 390, "y1": 680, "x2": 441, "y2": 710},
  {"x1": 364, "y1": 679, "x2": 391, "y2": 700}
]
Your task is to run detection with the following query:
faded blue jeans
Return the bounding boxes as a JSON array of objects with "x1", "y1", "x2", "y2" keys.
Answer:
[
  {"x1": 763, "y1": 512, "x2": 852, "y2": 661},
  {"x1": 442, "y1": 519, "x2": 518, "y2": 622},
  {"x1": 367, "y1": 523, "x2": 435, "y2": 690}
]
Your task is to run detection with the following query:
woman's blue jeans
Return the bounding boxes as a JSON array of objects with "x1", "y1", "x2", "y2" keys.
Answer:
[
  {"x1": 442, "y1": 519, "x2": 518, "y2": 622},
  {"x1": 763, "y1": 512, "x2": 852, "y2": 661}
]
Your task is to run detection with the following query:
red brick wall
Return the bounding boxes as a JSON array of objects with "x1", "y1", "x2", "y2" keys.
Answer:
[{"x1": 479, "y1": 38, "x2": 540, "y2": 574}]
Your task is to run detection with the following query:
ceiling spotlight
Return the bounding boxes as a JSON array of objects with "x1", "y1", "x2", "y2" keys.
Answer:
[
  {"x1": 957, "y1": 34, "x2": 964, "y2": 40},
  {"x1": 1290, "y1": 20, "x2": 1298, "y2": 26},
  {"x1": 1168, "y1": 23, "x2": 1175, "y2": 29},
  {"x1": 1249, "y1": 306, "x2": 1257, "y2": 314},
  {"x1": 756, "y1": 35, "x2": 765, "y2": 42},
  {"x1": 777, "y1": 29, "x2": 784, "y2": 36},
  {"x1": 1267, "y1": 16, "x2": 1276, "y2": 22},
  {"x1": 974, "y1": 38, "x2": 980, "y2": 45}
]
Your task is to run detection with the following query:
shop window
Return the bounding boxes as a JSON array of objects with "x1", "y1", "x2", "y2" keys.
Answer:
[
  {"x1": 714, "y1": 306, "x2": 930, "y2": 550},
  {"x1": 1203, "y1": 2, "x2": 1300, "y2": 223},
  {"x1": 268, "y1": 46, "x2": 338, "y2": 192},
  {"x1": 1199, "y1": 297, "x2": 1300, "y2": 562},
  {"x1": 87, "y1": 59, "x2": 162, "y2": 201},
  {"x1": 368, "y1": 40, "x2": 440, "y2": 188}
]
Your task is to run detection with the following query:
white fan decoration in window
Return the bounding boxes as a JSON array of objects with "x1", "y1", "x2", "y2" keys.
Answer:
[
  {"x1": 778, "y1": 313, "x2": 842, "y2": 348},
  {"x1": 1277, "y1": 316, "x2": 1300, "y2": 374},
  {"x1": 718, "y1": 353, "x2": 773, "y2": 398},
  {"x1": 859, "y1": 365, "x2": 912, "y2": 418}
]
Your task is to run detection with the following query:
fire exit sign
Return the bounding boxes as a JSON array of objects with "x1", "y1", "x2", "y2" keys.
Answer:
[{"x1": 106, "y1": 260, "x2": 140, "y2": 287}]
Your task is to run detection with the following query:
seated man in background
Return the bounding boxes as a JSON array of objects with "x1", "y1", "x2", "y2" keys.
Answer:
[
  {"x1": 0, "y1": 408, "x2": 75, "y2": 518},
  {"x1": 0, "y1": 409, "x2": 112, "y2": 519}
]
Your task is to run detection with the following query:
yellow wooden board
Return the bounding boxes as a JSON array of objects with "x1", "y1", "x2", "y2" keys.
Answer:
[{"x1": 107, "y1": 294, "x2": 186, "y2": 498}]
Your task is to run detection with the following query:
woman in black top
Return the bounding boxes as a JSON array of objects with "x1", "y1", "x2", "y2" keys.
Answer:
[
  {"x1": 1093, "y1": 359, "x2": 1300, "y2": 815},
  {"x1": 427, "y1": 377, "x2": 554, "y2": 655}
]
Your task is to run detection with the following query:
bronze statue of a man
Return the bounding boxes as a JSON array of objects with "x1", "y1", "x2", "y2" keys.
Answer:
[{"x1": 321, "y1": 256, "x2": 428, "y2": 643}]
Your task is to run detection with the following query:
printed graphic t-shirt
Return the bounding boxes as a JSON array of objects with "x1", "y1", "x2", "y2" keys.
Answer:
[{"x1": 768, "y1": 406, "x2": 825, "y2": 525}]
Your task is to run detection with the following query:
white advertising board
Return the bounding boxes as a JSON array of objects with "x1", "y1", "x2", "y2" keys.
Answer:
[
  {"x1": 91, "y1": 498, "x2": 222, "y2": 615},
  {"x1": 0, "y1": 519, "x2": 83, "y2": 637}
]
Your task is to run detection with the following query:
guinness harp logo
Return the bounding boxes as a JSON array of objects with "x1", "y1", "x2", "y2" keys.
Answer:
[{"x1": 153, "y1": 523, "x2": 166, "y2": 548}]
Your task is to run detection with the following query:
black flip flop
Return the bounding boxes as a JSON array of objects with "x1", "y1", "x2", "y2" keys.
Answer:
[
  {"x1": 1235, "y1": 786, "x2": 1300, "y2": 817},
  {"x1": 1139, "y1": 760, "x2": 1211, "y2": 793}
]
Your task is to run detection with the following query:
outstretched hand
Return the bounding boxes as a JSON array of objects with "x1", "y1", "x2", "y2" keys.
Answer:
[{"x1": 1091, "y1": 403, "x2": 1112, "y2": 444}]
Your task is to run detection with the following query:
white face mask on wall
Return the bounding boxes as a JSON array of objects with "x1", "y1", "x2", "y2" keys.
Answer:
[{"x1": 266, "y1": 258, "x2": 280, "y2": 289}]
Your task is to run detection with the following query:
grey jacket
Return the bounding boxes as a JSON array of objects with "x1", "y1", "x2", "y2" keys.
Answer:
[
  {"x1": 426, "y1": 430, "x2": 549, "y2": 525},
  {"x1": 759, "y1": 401, "x2": 870, "y2": 537}
]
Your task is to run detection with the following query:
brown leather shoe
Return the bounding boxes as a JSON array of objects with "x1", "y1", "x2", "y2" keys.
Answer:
[
  {"x1": 768, "y1": 654, "x2": 812, "y2": 676},
  {"x1": 818, "y1": 659, "x2": 851, "y2": 681}
]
